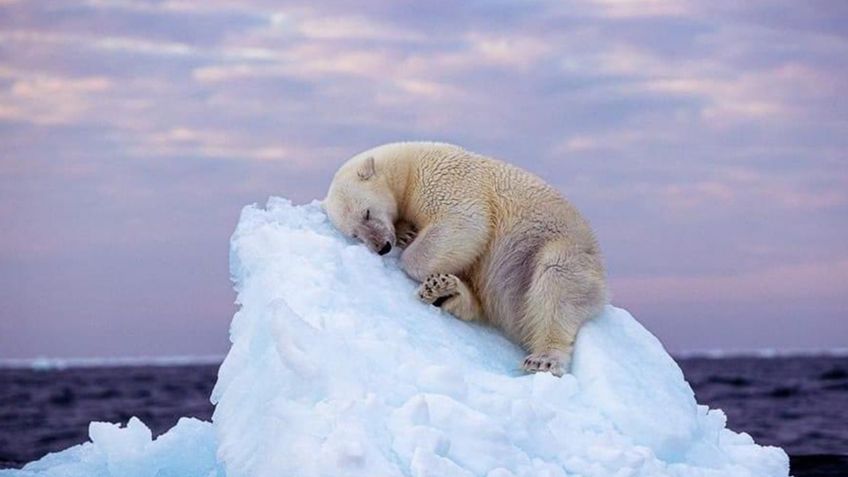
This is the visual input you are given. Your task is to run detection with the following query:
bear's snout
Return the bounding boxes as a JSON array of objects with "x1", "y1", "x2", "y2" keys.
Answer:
[
  {"x1": 356, "y1": 217, "x2": 395, "y2": 255},
  {"x1": 356, "y1": 219, "x2": 395, "y2": 256}
]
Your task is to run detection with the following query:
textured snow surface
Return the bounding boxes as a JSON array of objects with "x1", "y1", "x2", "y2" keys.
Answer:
[
  {"x1": 2, "y1": 199, "x2": 789, "y2": 477},
  {"x1": 0, "y1": 418, "x2": 220, "y2": 477}
]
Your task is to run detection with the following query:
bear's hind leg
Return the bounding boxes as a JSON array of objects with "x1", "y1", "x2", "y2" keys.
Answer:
[
  {"x1": 418, "y1": 273, "x2": 482, "y2": 322},
  {"x1": 520, "y1": 241, "x2": 606, "y2": 376}
]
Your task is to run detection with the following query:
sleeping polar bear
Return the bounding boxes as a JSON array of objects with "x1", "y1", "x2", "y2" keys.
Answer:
[{"x1": 324, "y1": 142, "x2": 607, "y2": 376}]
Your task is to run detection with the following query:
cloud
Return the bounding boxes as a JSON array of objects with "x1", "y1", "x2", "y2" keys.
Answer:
[
  {"x1": 0, "y1": 67, "x2": 113, "y2": 124},
  {"x1": 613, "y1": 259, "x2": 848, "y2": 306},
  {"x1": 586, "y1": 0, "x2": 692, "y2": 18},
  {"x1": 293, "y1": 12, "x2": 424, "y2": 42}
]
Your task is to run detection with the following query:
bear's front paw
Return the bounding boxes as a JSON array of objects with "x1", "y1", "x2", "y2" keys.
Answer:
[
  {"x1": 418, "y1": 273, "x2": 460, "y2": 307},
  {"x1": 395, "y1": 221, "x2": 418, "y2": 249},
  {"x1": 522, "y1": 351, "x2": 568, "y2": 377}
]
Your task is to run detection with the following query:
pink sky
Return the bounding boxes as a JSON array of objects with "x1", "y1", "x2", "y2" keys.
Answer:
[{"x1": 1, "y1": 0, "x2": 846, "y2": 358}]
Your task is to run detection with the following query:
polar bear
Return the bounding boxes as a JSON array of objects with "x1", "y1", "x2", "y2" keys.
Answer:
[{"x1": 324, "y1": 142, "x2": 607, "y2": 376}]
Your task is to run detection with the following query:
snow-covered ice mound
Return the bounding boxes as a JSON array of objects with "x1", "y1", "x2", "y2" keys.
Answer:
[
  {"x1": 2, "y1": 198, "x2": 789, "y2": 477},
  {"x1": 215, "y1": 199, "x2": 787, "y2": 477}
]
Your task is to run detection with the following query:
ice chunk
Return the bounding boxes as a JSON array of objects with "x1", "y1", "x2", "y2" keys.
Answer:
[
  {"x1": 571, "y1": 308, "x2": 701, "y2": 461},
  {"x1": 2, "y1": 198, "x2": 789, "y2": 477},
  {"x1": 211, "y1": 199, "x2": 788, "y2": 477},
  {"x1": 1, "y1": 418, "x2": 220, "y2": 477}
]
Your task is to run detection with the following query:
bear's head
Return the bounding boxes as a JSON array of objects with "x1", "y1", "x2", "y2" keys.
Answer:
[{"x1": 324, "y1": 155, "x2": 397, "y2": 256}]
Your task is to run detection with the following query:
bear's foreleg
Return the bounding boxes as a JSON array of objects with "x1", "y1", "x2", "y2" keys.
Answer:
[
  {"x1": 400, "y1": 216, "x2": 489, "y2": 282},
  {"x1": 417, "y1": 273, "x2": 482, "y2": 322}
]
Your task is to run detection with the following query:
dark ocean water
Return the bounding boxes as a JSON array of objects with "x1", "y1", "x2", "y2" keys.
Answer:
[{"x1": 0, "y1": 356, "x2": 846, "y2": 475}]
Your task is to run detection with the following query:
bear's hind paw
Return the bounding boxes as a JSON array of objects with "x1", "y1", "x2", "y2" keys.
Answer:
[{"x1": 522, "y1": 351, "x2": 568, "y2": 377}]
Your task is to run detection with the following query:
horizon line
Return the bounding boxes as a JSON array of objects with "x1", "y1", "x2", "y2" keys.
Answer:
[{"x1": 1, "y1": 348, "x2": 847, "y2": 370}]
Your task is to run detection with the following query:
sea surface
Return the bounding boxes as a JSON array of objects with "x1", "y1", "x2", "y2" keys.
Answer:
[{"x1": 0, "y1": 356, "x2": 846, "y2": 475}]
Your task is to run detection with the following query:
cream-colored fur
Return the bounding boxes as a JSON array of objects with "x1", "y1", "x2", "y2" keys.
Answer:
[{"x1": 324, "y1": 142, "x2": 607, "y2": 376}]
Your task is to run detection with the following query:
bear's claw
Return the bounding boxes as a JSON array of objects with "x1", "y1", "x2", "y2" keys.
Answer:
[
  {"x1": 522, "y1": 351, "x2": 567, "y2": 377},
  {"x1": 418, "y1": 273, "x2": 460, "y2": 307},
  {"x1": 395, "y1": 221, "x2": 418, "y2": 249}
]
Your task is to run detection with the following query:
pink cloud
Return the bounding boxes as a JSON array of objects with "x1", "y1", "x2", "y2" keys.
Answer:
[{"x1": 612, "y1": 259, "x2": 848, "y2": 306}]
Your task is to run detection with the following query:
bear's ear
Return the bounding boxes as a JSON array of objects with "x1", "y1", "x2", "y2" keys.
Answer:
[{"x1": 357, "y1": 156, "x2": 376, "y2": 181}]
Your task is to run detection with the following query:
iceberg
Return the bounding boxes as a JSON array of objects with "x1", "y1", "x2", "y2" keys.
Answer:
[
  {"x1": 1, "y1": 418, "x2": 221, "y2": 477},
  {"x1": 2, "y1": 198, "x2": 789, "y2": 477}
]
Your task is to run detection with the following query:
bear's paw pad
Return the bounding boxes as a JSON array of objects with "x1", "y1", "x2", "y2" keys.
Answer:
[{"x1": 418, "y1": 273, "x2": 460, "y2": 306}]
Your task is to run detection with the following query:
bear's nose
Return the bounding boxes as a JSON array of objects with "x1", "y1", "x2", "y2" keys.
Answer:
[{"x1": 378, "y1": 242, "x2": 392, "y2": 255}]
